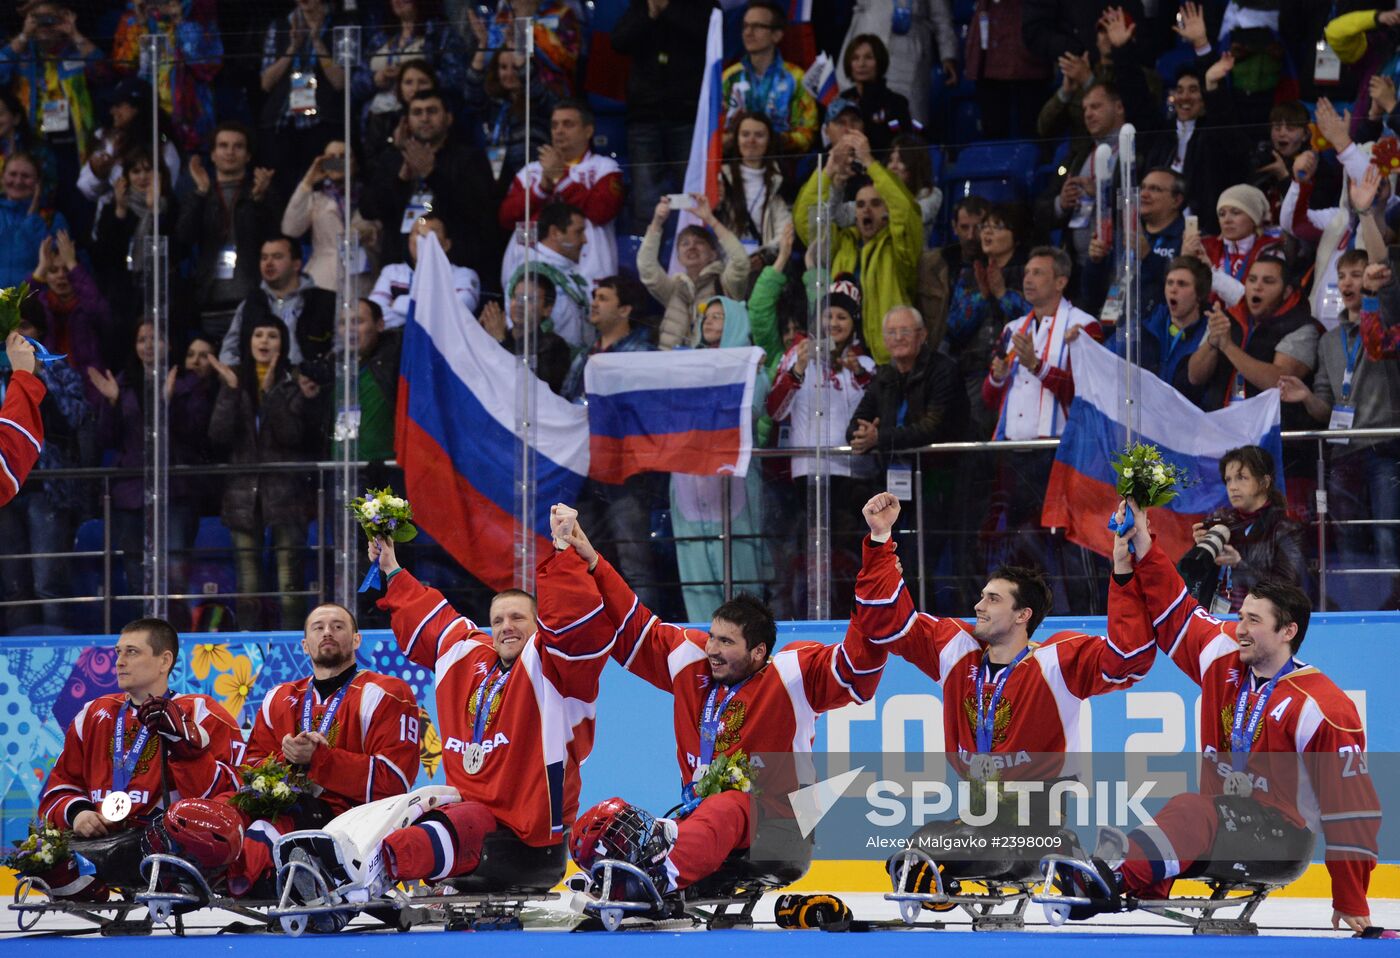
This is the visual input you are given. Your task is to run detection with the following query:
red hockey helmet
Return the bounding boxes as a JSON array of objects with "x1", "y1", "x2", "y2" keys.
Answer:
[
  {"x1": 568, "y1": 797, "x2": 664, "y2": 872},
  {"x1": 159, "y1": 798, "x2": 245, "y2": 870}
]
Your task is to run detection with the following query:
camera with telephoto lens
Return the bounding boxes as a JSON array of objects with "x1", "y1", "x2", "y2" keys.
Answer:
[{"x1": 1178, "y1": 519, "x2": 1232, "y2": 606}]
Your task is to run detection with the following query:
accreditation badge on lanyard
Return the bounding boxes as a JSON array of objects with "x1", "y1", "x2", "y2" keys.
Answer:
[
  {"x1": 41, "y1": 97, "x2": 71, "y2": 134},
  {"x1": 1328, "y1": 326, "x2": 1363, "y2": 445},
  {"x1": 289, "y1": 71, "x2": 319, "y2": 117},
  {"x1": 215, "y1": 245, "x2": 238, "y2": 280},
  {"x1": 1314, "y1": 39, "x2": 1342, "y2": 84},
  {"x1": 401, "y1": 189, "x2": 433, "y2": 233}
]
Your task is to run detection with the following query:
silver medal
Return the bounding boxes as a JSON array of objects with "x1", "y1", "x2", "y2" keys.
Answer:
[
  {"x1": 463, "y1": 742, "x2": 486, "y2": 776},
  {"x1": 1223, "y1": 770, "x2": 1254, "y2": 798},
  {"x1": 101, "y1": 791, "x2": 133, "y2": 822}
]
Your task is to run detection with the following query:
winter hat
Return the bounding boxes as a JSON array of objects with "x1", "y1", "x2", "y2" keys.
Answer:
[
  {"x1": 827, "y1": 276, "x2": 862, "y2": 323},
  {"x1": 1215, "y1": 184, "x2": 1268, "y2": 228}
]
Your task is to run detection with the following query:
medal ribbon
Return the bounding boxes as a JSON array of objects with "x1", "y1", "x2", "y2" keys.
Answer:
[
  {"x1": 471, "y1": 666, "x2": 512, "y2": 744},
  {"x1": 682, "y1": 676, "x2": 753, "y2": 803},
  {"x1": 1230, "y1": 659, "x2": 1295, "y2": 772},
  {"x1": 974, "y1": 646, "x2": 1031, "y2": 754},
  {"x1": 300, "y1": 673, "x2": 356, "y2": 736},
  {"x1": 112, "y1": 703, "x2": 152, "y2": 794}
]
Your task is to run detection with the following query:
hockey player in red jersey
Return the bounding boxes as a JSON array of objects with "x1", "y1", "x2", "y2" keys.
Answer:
[
  {"x1": 360, "y1": 509, "x2": 611, "y2": 885},
  {"x1": 1071, "y1": 501, "x2": 1380, "y2": 935},
  {"x1": 853, "y1": 493, "x2": 1157, "y2": 762},
  {"x1": 210, "y1": 602, "x2": 421, "y2": 894},
  {"x1": 560, "y1": 509, "x2": 889, "y2": 894},
  {"x1": 37, "y1": 618, "x2": 240, "y2": 898}
]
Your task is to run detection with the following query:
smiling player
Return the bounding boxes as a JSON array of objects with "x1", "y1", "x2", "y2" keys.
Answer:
[{"x1": 559, "y1": 509, "x2": 888, "y2": 895}]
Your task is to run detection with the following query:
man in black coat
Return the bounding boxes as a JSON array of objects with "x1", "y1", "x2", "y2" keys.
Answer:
[
  {"x1": 611, "y1": 0, "x2": 713, "y2": 228},
  {"x1": 1021, "y1": 0, "x2": 1148, "y2": 65},
  {"x1": 360, "y1": 90, "x2": 502, "y2": 293},
  {"x1": 174, "y1": 122, "x2": 282, "y2": 345}
]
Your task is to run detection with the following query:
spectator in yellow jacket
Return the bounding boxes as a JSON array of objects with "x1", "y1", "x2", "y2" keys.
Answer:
[{"x1": 794, "y1": 129, "x2": 922, "y2": 364}]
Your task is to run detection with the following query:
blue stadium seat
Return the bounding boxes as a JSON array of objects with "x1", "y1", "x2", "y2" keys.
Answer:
[
  {"x1": 616, "y1": 234, "x2": 645, "y2": 278},
  {"x1": 590, "y1": 112, "x2": 629, "y2": 167},
  {"x1": 946, "y1": 142, "x2": 1040, "y2": 199},
  {"x1": 1033, "y1": 138, "x2": 1072, "y2": 198},
  {"x1": 1155, "y1": 44, "x2": 1198, "y2": 86},
  {"x1": 944, "y1": 178, "x2": 1024, "y2": 208},
  {"x1": 187, "y1": 517, "x2": 236, "y2": 600},
  {"x1": 71, "y1": 519, "x2": 115, "y2": 633}
]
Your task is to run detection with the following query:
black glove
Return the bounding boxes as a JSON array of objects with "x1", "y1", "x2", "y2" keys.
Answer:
[
  {"x1": 774, "y1": 893, "x2": 852, "y2": 930},
  {"x1": 136, "y1": 696, "x2": 203, "y2": 762}
]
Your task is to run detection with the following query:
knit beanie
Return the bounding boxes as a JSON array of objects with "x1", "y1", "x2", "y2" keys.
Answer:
[
  {"x1": 827, "y1": 276, "x2": 862, "y2": 323},
  {"x1": 1215, "y1": 184, "x2": 1268, "y2": 228}
]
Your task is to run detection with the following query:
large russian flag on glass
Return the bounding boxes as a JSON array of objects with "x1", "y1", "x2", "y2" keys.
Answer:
[
  {"x1": 585, "y1": 347, "x2": 764, "y2": 485},
  {"x1": 395, "y1": 234, "x2": 589, "y2": 590},
  {"x1": 1041, "y1": 336, "x2": 1283, "y2": 562}
]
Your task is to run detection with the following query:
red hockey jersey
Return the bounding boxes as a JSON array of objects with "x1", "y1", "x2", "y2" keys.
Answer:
[
  {"x1": 590, "y1": 554, "x2": 887, "y2": 786},
  {"x1": 41, "y1": 693, "x2": 238, "y2": 828},
  {"x1": 853, "y1": 537, "x2": 1157, "y2": 762},
  {"x1": 246, "y1": 668, "x2": 420, "y2": 816},
  {"x1": 0, "y1": 369, "x2": 46, "y2": 506},
  {"x1": 1130, "y1": 543, "x2": 1379, "y2": 916},
  {"x1": 378, "y1": 549, "x2": 610, "y2": 846}
]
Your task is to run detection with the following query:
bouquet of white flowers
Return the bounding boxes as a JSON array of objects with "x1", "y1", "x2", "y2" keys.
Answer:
[
  {"x1": 229, "y1": 756, "x2": 310, "y2": 821},
  {"x1": 2, "y1": 821, "x2": 71, "y2": 876},
  {"x1": 350, "y1": 487, "x2": 417, "y2": 591},
  {"x1": 1107, "y1": 443, "x2": 1190, "y2": 548}
]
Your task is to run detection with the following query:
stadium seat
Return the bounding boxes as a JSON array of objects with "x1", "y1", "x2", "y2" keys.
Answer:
[
  {"x1": 616, "y1": 234, "x2": 645, "y2": 279},
  {"x1": 944, "y1": 142, "x2": 1040, "y2": 206},
  {"x1": 187, "y1": 517, "x2": 236, "y2": 600},
  {"x1": 1155, "y1": 44, "x2": 1198, "y2": 86}
]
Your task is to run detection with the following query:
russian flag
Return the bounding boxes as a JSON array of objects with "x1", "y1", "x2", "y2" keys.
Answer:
[
  {"x1": 394, "y1": 234, "x2": 589, "y2": 591},
  {"x1": 1040, "y1": 336, "x2": 1283, "y2": 562},
  {"x1": 805, "y1": 52, "x2": 839, "y2": 108},
  {"x1": 667, "y1": 9, "x2": 725, "y2": 274},
  {"x1": 585, "y1": 347, "x2": 764, "y2": 486}
]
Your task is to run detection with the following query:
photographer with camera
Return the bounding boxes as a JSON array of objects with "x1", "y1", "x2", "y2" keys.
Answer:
[
  {"x1": 217, "y1": 235, "x2": 335, "y2": 373},
  {"x1": 281, "y1": 141, "x2": 378, "y2": 299},
  {"x1": 0, "y1": 1, "x2": 103, "y2": 232},
  {"x1": 1179, "y1": 445, "x2": 1305, "y2": 615}
]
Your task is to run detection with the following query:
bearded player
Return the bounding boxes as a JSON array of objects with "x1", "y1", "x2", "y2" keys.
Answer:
[
  {"x1": 37, "y1": 618, "x2": 240, "y2": 899},
  {"x1": 351, "y1": 506, "x2": 611, "y2": 888},
  {"x1": 194, "y1": 602, "x2": 421, "y2": 895},
  {"x1": 559, "y1": 509, "x2": 888, "y2": 896},
  {"x1": 1065, "y1": 501, "x2": 1379, "y2": 935}
]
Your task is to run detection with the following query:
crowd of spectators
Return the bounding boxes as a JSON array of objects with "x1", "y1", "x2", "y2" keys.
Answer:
[{"x1": 3, "y1": 0, "x2": 1400, "y2": 632}]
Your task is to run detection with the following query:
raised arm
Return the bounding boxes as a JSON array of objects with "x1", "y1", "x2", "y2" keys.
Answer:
[
  {"x1": 1124, "y1": 506, "x2": 1237, "y2": 687},
  {"x1": 1052, "y1": 503, "x2": 1158, "y2": 699},
  {"x1": 556, "y1": 510, "x2": 705, "y2": 694},
  {"x1": 371, "y1": 537, "x2": 489, "y2": 669},
  {"x1": 852, "y1": 493, "x2": 978, "y2": 683}
]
